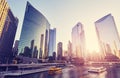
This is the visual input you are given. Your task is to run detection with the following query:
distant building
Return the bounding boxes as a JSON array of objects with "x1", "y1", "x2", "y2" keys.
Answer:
[
  {"x1": 57, "y1": 42, "x2": 63, "y2": 60},
  {"x1": 52, "y1": 52, "x2": 56, "y2": 60},
  {"x1": 23, "y1": 46, "x2": 31, "y2": 57},
  {"x1": 33, "y1": 46, "x2": 38, "y2": 58},
  {"x1": 0, "y1": 0, "x2": 18, "y2": 63},
  {"x1": 48, "y1": 28, "x2": 56, "y2": 56},
  {"x1": 39, "y1": 34, "x2": 44, "y2": 58},
  {"x1": 72, "y1": 22, "x2": 86, "y2": 58},
  {"x1": 64, "y1": 50, "x2": 68, "y2": 57},
  {"x1": 18, "y1": 2, "x2": 50, "y2": 59},
  {"x1": 95, "y1": 14, "x2": 120, "y2": 58},
  {"x1": 13, "y1": 40, "x2": 19, "y2": 56},
  {"x1": 68, "y1": 41, "x2": 72, "y2": 59},
  {"x1": 30, "y1": 40, "x2": 34, "y2": 58}
]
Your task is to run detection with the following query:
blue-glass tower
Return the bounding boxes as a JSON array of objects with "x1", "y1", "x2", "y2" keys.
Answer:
[
  {"x1": 48, "y1": 28, "x2": 56, "y2": 56},
  {"x1": 18, "y1": 2, "x2": 50, "y2": 59}
]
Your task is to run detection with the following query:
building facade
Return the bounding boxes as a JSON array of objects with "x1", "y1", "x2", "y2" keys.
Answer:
[
  {"x1": 67, "y1": 40, "x2": 72, "y2": 59},
  {"x1": 18, "y1": 2, "x2": 50, "y2": 59},
  {"x1": 72, "y1": 22, "x2": 86, "y2": 58},
  {"x1": 48, "y1": 28, "x2": 56, "y2": 56},
  {"x1": 95, "y1": 14, "x2": 120, "y2": 58},
  {"x1": 0, "y1": 0, "x2": 18, "y2": 63},
  {"x1": 57, "y1": 42, "x2": 63, "y2": 60},
  {"x1": 13, "y1": 40, "x2": 19, "y2": 56},
  {"x1": 0, "y1": 0, "x2": 9, "y2": 37}
]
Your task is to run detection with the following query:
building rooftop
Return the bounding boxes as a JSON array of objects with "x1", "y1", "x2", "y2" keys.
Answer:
[{"x1": 95, "y1": 14, "x2": 112, "y2": 23}]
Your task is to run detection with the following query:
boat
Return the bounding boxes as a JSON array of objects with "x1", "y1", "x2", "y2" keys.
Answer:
[
  {"x1": 88, "y1": 67, "x2": 106, "y2": 73},
  {"x1": 67, "y1": 64, "x2": 75, "y2": 67},
  {"x1": 48, "y1": 67, "x2": 62, "y2": 75}
]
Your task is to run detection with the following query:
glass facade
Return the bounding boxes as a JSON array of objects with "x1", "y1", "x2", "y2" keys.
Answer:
[
  {"x1": 72, "y1": 22, "x2": 86, "y2": 58},
  {"x1": 18, "y1": 2, "x2": 50, "y2": 59},
  {"x1": 67, "y1": 41, "x2": 72, "y2": 59},
  {"x1": 0, "y1": 8, "x2": 18, "y2": 63},
  {"x1": 0, "y1": 0, "x2": 9, "y2": 37},
  {"x1": 57, "y1": 42, "x2": 63, "y2": 60},
  {"x1": 48, "y1": 28, "x2": 56, "y2": 56},
  {"x1": 95, "y1": 14, "x2": 120, "y2": 58}
]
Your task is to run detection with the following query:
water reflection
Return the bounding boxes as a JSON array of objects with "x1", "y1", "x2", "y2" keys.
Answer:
[
  {"x1": 106, "y1": 67, "x2": 120, "y2": 78},
  {"x1": 5, "y1": 66, "x2": 120, "y2": 78}
]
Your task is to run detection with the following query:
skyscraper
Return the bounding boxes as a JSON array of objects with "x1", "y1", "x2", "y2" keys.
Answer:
[
  {"x1": 0, "y1": 0, "x2": 18, "y2": 63},
  {"x1": 57, "y1": 42, "x2": 63, "y2": 60},
  {"x1": 52, "y1": 52, "x2": 56, "y2": 60},
  {"x1": 72, "y1": 22, "x2": 86, "y2": 58},
  {"x1": 0, "y1": 0, "x2": 9, "y2": 37},
  {"x1": 68, "y1": 40, "x2": 72, "y2": 59},
  {"x1": 13, "y1": 40, "x2": 19, "y2": 56},
  {"x1": 40, "y1": 34, "x2": 44, "y2": 58},
  {"x1": 95, "y1": 14, "x2": 120, "y2": 58},
  {"x1": 33, "y1": 46, "x2": 38, "y2": 58},
  {"x1": 18, "y1": 2, "x2": 50, "y2": 59},
  {"x1": 48, "y1": 28, "x2": 56, "y2": 56},
  {"x1": 30, "y1": 40, "x2": 34, "y2": 57}
]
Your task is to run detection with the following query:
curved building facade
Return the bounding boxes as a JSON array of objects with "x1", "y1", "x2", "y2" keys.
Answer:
[{"x1": 18, "y1": 2, "x2": 50, "y2": 59}]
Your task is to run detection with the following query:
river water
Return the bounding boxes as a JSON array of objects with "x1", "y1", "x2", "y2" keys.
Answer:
[{"x1": 5, "y1": 66, "x2": 119, "y2": 78}]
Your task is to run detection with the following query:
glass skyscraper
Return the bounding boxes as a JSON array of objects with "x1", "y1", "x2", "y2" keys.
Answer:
[
  {"x1": 67, "y1": 41, "x2": 72, "y2": 59},
  {"x1": 95, "y1": 14, "x2": 120, "y2": 58},
  {"x1": 48, "y1": 28, "x2": 56, "y2": 56},
  {"x1": 72, "y1": 22, "x2": 86, "y2": 58},
  {"x1": 18, "y1": 2, "x2": 50, "y2": 59},
  {"x1": 57, "y1": 42, "x2": 63, "y2": 60},
  {"x1": 0, "y1": 0, "x2": 9, "y2": 37},
  {"x1": 0, "y1": 0, "x2": 18, "y2": 63}
]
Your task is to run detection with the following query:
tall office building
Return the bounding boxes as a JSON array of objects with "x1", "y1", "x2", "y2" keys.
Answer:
[
  {"x1": 72, "y1": 22, "x2": 86, "y2": 58},
  {"x1": 39, "y1": 34, "x2": 44, "y2": 58},
  {"x1": 13, "y1": 40, "x2": 19, "y2": 56},
  {"x1": 68, "y1": 41, "x2": 72, "y2": 59},
  {"x1": 18, "y1": 2, "x2": 50, "y2": 59},
  {"x1": 57, "y1": 42, "x2": 63, "y2": 60},
  {"x1": 0, "y1": 0, "x2": 9, "y2": 37},
  {"x1": 48, "y1": 28, "x2": 56, "y2": 56},
  {"x1": 95, "y1": 14, "x2": 120, "y2": 58},
  {"x1": 13, "y1": 40, "x2": 19, "y2": 51},
  {"x1": 30, "y1": 40, "x2": 34, "y2": 57},
  {"x1": 33, "y1": 46, "x2": 38, "y2": 58},
  {"x1": 52, "y1": 52, "x2": 56, "y2": 60},
  {"x1": 0, "y1": 0, "x2": 18, "y2": 63}
]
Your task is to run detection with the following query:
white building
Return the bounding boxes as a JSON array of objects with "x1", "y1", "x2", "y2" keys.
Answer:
[{"x1": 72, "y1": 22, "x2": 86, "y2": 58}]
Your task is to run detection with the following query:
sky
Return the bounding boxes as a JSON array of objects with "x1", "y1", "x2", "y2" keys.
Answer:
[{"x1": 7, "y1": 0, "x2": 120, "y2": 52}]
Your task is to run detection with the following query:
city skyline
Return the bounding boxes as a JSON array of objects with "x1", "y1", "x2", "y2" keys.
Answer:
[
  {"x1": 1, "y1": 0, "x2": 120, "y2": 77},
  {"x1": 7, "y1": 0, "x2": 120, "y2": 52}
]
